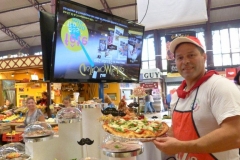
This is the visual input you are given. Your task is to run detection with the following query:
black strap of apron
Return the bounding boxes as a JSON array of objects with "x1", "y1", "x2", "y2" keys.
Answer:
[
  {"x1": 191, "y1": 87, "x2": 199, "y2": 110},
  {"x1": 173, "y1": 87, "x2": 200, "y2": 111}
]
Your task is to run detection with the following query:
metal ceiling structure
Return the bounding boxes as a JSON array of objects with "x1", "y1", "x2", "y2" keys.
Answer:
[
  {"x1": 0, "y1": 0, "x2": 239, "y2": 55},
  {"x1": 28, "y1": 0, "x2": 46, "y2": 12},
  {"x1": 99, "y1": 0, "x2": 112, "y2": 14}
]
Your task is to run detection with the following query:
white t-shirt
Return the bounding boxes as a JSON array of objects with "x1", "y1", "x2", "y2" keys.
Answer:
[
  {"x1": 149, "y1": 95, "x2": 154, "y2": 102},
  {"x1": 171, "y1": 74, "x2": 240, "y2": 160},
  {"x1": 236, "y1": 84, "x2": 240, "y2": 91}
]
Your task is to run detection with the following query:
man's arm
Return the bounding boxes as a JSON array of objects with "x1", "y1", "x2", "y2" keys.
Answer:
[{"x1": 153, "y1": 115, "x2": 240, "y2": 155}]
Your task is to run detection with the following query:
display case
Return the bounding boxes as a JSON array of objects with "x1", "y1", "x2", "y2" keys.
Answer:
[
  {"x1": 23, "y1": 121, "x2": 54, "y2": 142},
  {"x1": 56, "y1": 107, "x2": 81, "y2": 123},
  {"x1": 101, "y1": 133, "x2": 143, "y2": 159},
  {"x1": 0, "y1": 142, "x2": 30, "y2": 160}
]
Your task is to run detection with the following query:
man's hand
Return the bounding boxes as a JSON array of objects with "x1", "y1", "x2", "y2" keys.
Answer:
[{"x1": 153, "y1": 136, "x2": 183, "y2": 155}]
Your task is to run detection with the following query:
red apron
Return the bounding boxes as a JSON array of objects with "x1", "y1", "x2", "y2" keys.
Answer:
[{"x1": 172, "y1": 88, "x2": 217, "y2": 160}]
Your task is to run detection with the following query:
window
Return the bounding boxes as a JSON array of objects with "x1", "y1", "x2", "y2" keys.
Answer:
[
  {"x1": 11, "y1": 54, "x2": 18, "y2": 58},
  {"x1": 196, "y1": 32, "x2": 206, "y2": 51},
  {"x1": 196, "y1": 32, "x2": 207, "y2": 67},
  {"x1": 161, "y1": 32, "x2": 206, "y2": 71},
  {"x1": 34, "y1": 52, "x2": 42, "y2": 55},
  {"x1": 212, "y1": 28, "x2": 240, "y2": 66},
  {"x1": 141, "y1": 38, "x2": 156, "y2": 69},
  {"x1": 2, "y1": 56, "x2": 7, "y2": 59},
  {"x1": 161, "y1": 37, "x2": 167, "y2": 71}
]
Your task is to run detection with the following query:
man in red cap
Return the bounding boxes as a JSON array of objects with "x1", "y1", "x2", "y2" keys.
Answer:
[{"x1": 153, "y1": 36, "x2": 240, "y2": 159}]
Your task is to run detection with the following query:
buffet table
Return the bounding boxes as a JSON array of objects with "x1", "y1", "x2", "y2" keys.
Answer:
[
  {"x1": 24, "y1": 108, "x2": 109, "y2": 160},
  {"x1": 23, "y1": 108, "x2": 173, "y2": 160}
]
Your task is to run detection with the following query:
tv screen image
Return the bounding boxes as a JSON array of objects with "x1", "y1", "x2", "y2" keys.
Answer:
[{"x1": 52, "y1": 0, "x2": 145, "y2": 83}]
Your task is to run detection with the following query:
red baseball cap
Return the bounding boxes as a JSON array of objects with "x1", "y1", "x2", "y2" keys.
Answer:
[{"x1": 169, "y1": 36, "x2": 205, "y2": 54}]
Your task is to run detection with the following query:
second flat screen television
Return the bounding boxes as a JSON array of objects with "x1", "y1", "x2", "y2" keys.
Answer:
[{"x1": 52, "y1": 0, "x2": 145, "y2": 83}]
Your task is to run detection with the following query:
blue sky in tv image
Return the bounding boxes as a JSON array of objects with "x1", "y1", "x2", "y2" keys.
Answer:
[{"x1": 52, "y1": 0, "x2": 144, "y2": 82}]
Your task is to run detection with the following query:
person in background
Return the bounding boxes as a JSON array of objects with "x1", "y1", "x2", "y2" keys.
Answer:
[
  {"x1": 153, "y1": 36, "x2": 240, "y2": 159},
  {"x1": 234, "y1": 71, "x2": 240, "y2": 90},
  {"x1": 51, "y1": 86, "x2": 55, "y2": 102},
  {"x1": 104, "y1": 94, "x2": 115, "y2": 108},
  {"x1": 3, "y1": 99, "x2": 14, "y2": 110},
  {"x1": 165, "y1": 92, "x2": 171, "y2": 111},
  {"x1": 62, "y1": 96, "x2": 73, "y2": 108},
  {"x1": 149, "y1": 92, "x2": 156, "y2": 113},
  {"x1": 122, "y1": 91, "x2": 126, "y2": 100},
  {"x1": 144, "y1": 92, "x2": 152, "y2": 114},
  {"x1": 55, "y1": 96, "x2": 73, "y2": 113},
  {"x1": 37, "y1": 91, "x2": 53, "y2": 118},
  {"x1": 118, "y1": 99, "x2": 128, "y2": 112},
  {"x1": 24, "y1": 97, "x2": 45, "y2": 126}
]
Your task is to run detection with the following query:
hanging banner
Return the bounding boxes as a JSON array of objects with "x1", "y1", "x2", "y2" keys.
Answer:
[{"x1": 165, "y1": 31, "x2": 196, "y2": 77}]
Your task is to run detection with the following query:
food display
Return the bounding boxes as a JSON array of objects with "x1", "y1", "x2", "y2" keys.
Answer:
[
  {"x1": 52, "y1": 126, "x2": 58, "y2": 132},
  {"x1": 23, "y1": 121, "x2": 54, "y2": 139},
  {"x1": 101, "y1": 133, "x2": 144, "y2": 158},
  {"x1": 92, "y1": 98, "x2": 102, "y2": 103},
  {"x1": 0, "y1": 114, "x2": 6, "y2": 120},
  {"x1": 79, "y1": 100, "x2": 102, "y2": 109},
  {"x1": 56, "y1": 107, "x2": 81, "y2": 123},
  {"x1": 36, "y1": 105, "x2": 46, "y2": 113},
  {"x1": 1, "y1": 109, "x2": 14, "y2": 116},
  {"x1": 45, "y1": 118, "x2": 56, "y2": 123},
  {"x1": 12, "y1": 117, "x2": 25, "y2": 123},
  {"x1": 2, "y1": 115, "x2": 20, "y2": 122},
  {"x1": 0, "y1": 143, "x2": 30, "y2": 160},
  {"x1": 6, "y1": 130, "x2": 20, "y2": 136},
  {"x1": 100, "y1": 115, "x2": 169, "y2": 140},
  {"x1": 81, "y1": 100, "x2": 98, "y2": 104},
  {"x1": 13, "y1": 107, "x2": 28, "y2": 114}
]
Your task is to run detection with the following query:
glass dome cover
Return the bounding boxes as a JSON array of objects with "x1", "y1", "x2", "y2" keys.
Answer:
[
  {"x1": 23, "y1": 121, "x2": 53, "y2": 138},
  {"x1": 101, "y1": 133, "x2": 143, "y2": 153},
  {"x1": 56, "y1": 107, "x2": 81, "y2": 123},
  {"x1": 0, "y1": 143, "x2": 30, "y2": 160}
]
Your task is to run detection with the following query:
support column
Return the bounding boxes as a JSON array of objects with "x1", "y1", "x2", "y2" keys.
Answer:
[
  {"x1": 154, "y1": 30, "x2": 162, "y2": 70},
  {"x1": 205, "y1": 0, "x2": 214, "y2": 70}
]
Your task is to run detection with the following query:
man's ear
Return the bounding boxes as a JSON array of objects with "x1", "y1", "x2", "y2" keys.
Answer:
[{"x1": 203, "y1": 53, "x2": 207, "y2": 61}]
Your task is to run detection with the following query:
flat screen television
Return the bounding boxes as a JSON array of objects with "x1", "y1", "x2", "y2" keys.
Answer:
[
  {"x1": 39, "y1": 11, "x2": 55, "y2": 81},
  {"x1": 51, "y1": 0, "x2": 145, "y2": 83}
]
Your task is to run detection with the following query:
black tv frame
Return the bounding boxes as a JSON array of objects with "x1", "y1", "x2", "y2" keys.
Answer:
[{"x1": 39, "y1": 11, "x2": 55, "y2": 82}]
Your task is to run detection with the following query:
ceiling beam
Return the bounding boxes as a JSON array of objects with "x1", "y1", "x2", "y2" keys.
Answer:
[
  {"x1": 4, "y1": 21, "x2": 39, "y2": 29},
  {"x1": 101, "y1": 3, "x2": 137, "y2": 11},
  {"x1": 0, "y1": 35, "x2": 40, "y2": 43},
  {"x1": 28, "y1": 0, "x2": 46, "y2": 12},
  {"x1": 0, "y1": 2, "x2": 50, "y2": 14},
  {"x1": 99, "y1": 0, "x2": 112, "y2": 14},
  {"x1": 51, "y1": 0, "x2": 56, "y2": 14},
  {"x1": 211, "y1": 3, "x2": 240, "y2": 10},
  {"x1": 0, "y1": 46, "x2": 42, "y2": 55},
  {"x1": 0, "y1": 22, "x2": 31, "y2": 49}
]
